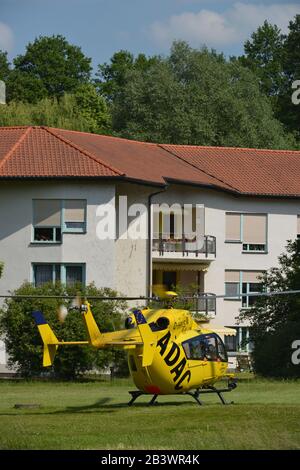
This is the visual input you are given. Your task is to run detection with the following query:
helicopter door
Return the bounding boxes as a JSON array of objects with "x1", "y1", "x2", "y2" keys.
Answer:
[{"x1": 182, "y1": 334, "x2": 227, "y2": 374}]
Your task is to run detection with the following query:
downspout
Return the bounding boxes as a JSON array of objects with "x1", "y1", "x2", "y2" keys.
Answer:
[{"x1": 147, "y1": 185, "x2": 168, "y2": 298}]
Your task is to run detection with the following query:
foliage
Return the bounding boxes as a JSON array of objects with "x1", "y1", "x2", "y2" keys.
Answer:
[
  {"x1": 278, "y1": 14, "x2": 300, "y2": 139},
  {"x1": 96, "y1": 50, "x2": 159, "y2": 101},
  {"x1": 0, "y1": 282, "x2": 129, "y2": 378},
  {"x1": 239, "y1": 239, "x2": 300, "y2": 378},
  {"x1": 73, "y1": 83, "x2": 111, "y2": 133},
  {"x1": 240, "y1": 21, "x2": 285, "y2": 99},
  {"x1": 6, "y1": 35, "x2": 92, "y2": 103},
  {"x1": 0, "y1": 87, "x2": 111, "y2": 133},
  {"x1": 240, "y1": 15, "x2": 300, "y2": 141},
  {"x1": 107, "y1": 41, "x2": 295, "y2": 149},
  {"x1": 0, "y1": 262, "x2": 3, "y2": 278},
  {"x1": 0, "y1": 50, "x2": 10, "y2": 82}
]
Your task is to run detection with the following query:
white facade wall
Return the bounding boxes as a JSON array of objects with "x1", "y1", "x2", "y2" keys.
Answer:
[
  {"x1": 115, "y1": 183, "x2": 156, "y2": 299},
  {"x1": 0, "y1": 179, "x2": 299, "y2": 369},
  {"x1": 152, "y1": 185, "x2": 299, "y2": 328},
  {"x1": 0, "y1": 180, "x2": 116, "y2": 294}
]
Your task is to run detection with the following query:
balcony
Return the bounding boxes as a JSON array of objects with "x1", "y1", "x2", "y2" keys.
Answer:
[
  {"x1": 152, "y1": 235, "x2": 216, "y2": 262},
  {"x1": 174, "y1": 293, "x2": 217, "y2": 319}
]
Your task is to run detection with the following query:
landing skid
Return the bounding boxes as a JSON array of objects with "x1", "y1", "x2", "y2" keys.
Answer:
[{"x1": 128, "y1": 379, "x2": 237, "y2": 406}]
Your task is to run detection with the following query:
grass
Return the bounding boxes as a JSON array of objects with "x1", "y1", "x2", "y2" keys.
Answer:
[{"x1": 0, "y1": 375, "x2": 300, "y2": 450}]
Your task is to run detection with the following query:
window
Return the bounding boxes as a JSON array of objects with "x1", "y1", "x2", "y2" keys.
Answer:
[
  {"x1": 33, "y1": 200, "x2": 61, "y2": 243},
  {"x1": 33, "y1": 264, "x2": 85, "y2": 287},
  {"x1": 225, "y1": 213, "x2": 267, "y2": 252},
  {"x1": 162, "y1": 271, "x2": 177, "y2": 290},
  {"x1": 225, "y1": 271, "x2": 240, "y2": 299},
  {"x1": 33, "y1": 199, "x2": 87, "y2": 242},
  {"x1": 182, "y1": 333, "x2": 227, "y2": 362},
  {"x1": 63, "y1": 200, "x2": 86, "y2": 232},
  {"x1": 225, "y1": 270, "x2": 263, "y2": 305},
  {"x1": 224, "y1": 334, "x2": 237, "y2": 352},
  {"x1": 225, "y1": 282, "x2": 240, "y2": 298},
  {"x1": 242, "y1": 243, "x2": 266, "y2": 252},
  {"x1": 225, "y1": 327, "x2": 253, "y2": 353},
  {"x1": 65, "y1": 265, "x2": 84, "y2": 286},
  {"x1": 152, "y1": 204, "x2": 204, "y2": 241},
  {"x1": 242, "y1": 282, "x2": 262, "y2": 308},
  {"x1": 225, "y1": 213, "x2": 241, "y2": 242}
]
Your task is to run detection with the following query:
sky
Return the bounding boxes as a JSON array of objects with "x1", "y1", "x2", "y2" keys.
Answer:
[{"x1": 0, "y1": 0, "x2": 299, "y2": 72}]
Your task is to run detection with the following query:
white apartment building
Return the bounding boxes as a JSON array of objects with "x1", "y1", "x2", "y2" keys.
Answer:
[{"x1": 0, "y1": 126, "x2": 299, "y2": 370}]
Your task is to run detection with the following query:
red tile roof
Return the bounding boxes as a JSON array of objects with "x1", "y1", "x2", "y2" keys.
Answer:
[
  {"x1": 161, "y1": 144, "x2": 300, "y2": 197},
  {"x1": 0, "y1": 126, "x2": 300, "y2": 197}
]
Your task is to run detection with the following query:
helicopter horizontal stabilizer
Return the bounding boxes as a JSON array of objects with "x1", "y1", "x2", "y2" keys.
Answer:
[
  {"x1": 132, "y1": 309, "x2": 156, "y2": 367},
  {"x1": 32, "y1": 311, "x2": 88, "y2": 366}
]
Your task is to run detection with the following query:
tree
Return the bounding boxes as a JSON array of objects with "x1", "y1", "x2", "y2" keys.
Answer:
[
  {"x1": 240, "y1": 21, "x2": 285, "y2": 99},
  {"x1": 0, "y1": 282, "x2": 129, "y2": 378},
  {"x1": 73, "y1": 83, "x2": 111, "y2": 133},
  {"x1": 240, "y1": 15, "x2": 300, "y2": 142},
  {"x1": 278, "y1": 15, "x2": 300, "y2": 138},
  {"x1": 96, "y1": 50, "x2": 159, "y2": 101},
  {"x1": 7, "y1": 35, "x2": 92, "y2": 102},
  {"x1": 0, "y1": 88, "x2": 111, "y2": 134},
  {"x1": 110, "y1": 41, "x2": 295, "y2": 149},
  {"x1": 0, "y1": 50, "x2": 10, "y2": 82},
  {"x1": 239, "y1": 239, "x2": 300, "y2": 378}
]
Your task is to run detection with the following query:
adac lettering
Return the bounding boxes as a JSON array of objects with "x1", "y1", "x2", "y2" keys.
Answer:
[{"x1": 157, "y1": 331, "x2": 191, "y2": 390}]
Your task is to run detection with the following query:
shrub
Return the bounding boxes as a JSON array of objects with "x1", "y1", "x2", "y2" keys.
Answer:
[{"x1": 0, "y1": 282, "x2": 129, "y2": 379}]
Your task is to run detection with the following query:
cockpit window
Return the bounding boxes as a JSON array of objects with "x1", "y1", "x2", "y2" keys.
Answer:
[{"x1": 182, "y1": 333, "x2": 227, "y2": 362}]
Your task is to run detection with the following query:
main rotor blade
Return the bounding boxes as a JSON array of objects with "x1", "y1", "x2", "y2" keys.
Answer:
[
  {"x1": 1, "y1": 290, "x2": 300, "y2": 301},
  {"x1": 0, "y1": 294, "x2": 151, "y2": 300},
  {"x1": 183, "y1": 289, "x2": 300, "y2": 299}
]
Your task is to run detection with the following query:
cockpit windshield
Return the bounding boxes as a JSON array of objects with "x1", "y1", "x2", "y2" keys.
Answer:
[{"x1": 182, "y1": 333, "x2": 227, "y2": 362}]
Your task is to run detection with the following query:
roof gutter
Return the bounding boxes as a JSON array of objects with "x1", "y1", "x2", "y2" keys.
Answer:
[{"x1": 147, "y1": 185, "x2": 168, "y2": 298}]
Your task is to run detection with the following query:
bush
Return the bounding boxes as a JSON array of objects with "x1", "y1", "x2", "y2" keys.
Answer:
[
  {"x1": 0, "y1": 282, "x2": 129, "y2": 379},
  {"x1": 240, "y1": 239, "x2": 300, "y2": 378}
]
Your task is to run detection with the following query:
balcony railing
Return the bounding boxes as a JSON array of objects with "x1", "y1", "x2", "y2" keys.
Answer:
[
  {"x1": 180, "y1": 293, "x2": 217, "y2": 318},
  {"x1": 152, "y1": 234, "x2": 216, "y2": 258}
]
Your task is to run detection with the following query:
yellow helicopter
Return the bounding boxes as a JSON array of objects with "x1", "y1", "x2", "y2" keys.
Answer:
[{"x1": 32, "y1": 289, "x2": 237, "y2": 406}]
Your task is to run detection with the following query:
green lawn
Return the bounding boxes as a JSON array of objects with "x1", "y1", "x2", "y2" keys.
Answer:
[{"x1": 0, "y1": 376, "x2": 300, "y2": 450}]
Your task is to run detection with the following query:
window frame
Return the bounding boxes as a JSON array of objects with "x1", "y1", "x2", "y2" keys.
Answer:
[
  {"x1": 182, "y1": 333, "x2": 228, "y2": 362},
  {"x1": 225, "y1": 271, "x2": 264, "y2": 303},
  {"x1": 32, "y1": 199, "x2": 87, "y2": 243},
  {"x1": 242, "y1": 243, "x2": 266, "y2": 253},
  {"x1": 32, "y1": 263, "x2": 86, "y2": 287},
  {"x1": 225, "y1": 212, "x2": 268, "y2": 253},
  {"x1": 241, "y1": 281, "x2": 262, "y2": 309},
  {"x1": 225, "y1": 281, "x2": 240, "y2": 300},
  {"x1": 62, "y1": 200, "x2": 87, "y2": 234},
  {"x1": 33, "y1": 226, "x2": 62, "y2": 244},
  {"x1": 224, "y1": 326, "x2": 253, "y2": 353}
]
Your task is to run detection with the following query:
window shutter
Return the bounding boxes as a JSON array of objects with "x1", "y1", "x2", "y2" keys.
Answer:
[
  {"x1": 153, "y1": 207, "x2": 160, "y2": 239},
  {"x1": 64, "y1": 200, "x2": 85, "y2": 223},
  {"x1": 174, "y1": 211, "x2": 182, "y2": 239},
  {"x1": 242, "y1": 271, "x2": 263, "y2": 283},
  {"x1": 33, "y1": 200, "x2": 61, "y2": 227},
  {"x1": 225, "y1": 283, "x2": 240, "y2": 297},
  {"x1": 195, "y1": 205, "x2": 205, "y2": 237},
  {"x1": 225, "y1": 271, "x2": 240, "y2": 282},
  {"x1": 65, "y1": 266, "x2": 83, "y2": 286},
  {"x1": 225, "y1": 213, "x2": 241, "y2": 241},
  {"x1": 243, "y1": 214, "x2": 266, "y2": 244}
]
